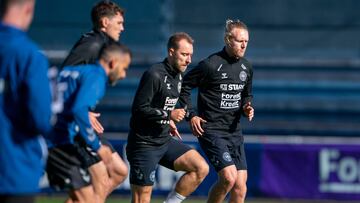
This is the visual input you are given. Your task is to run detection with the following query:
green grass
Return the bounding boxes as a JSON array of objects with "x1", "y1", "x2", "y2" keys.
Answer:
[
  {"x1": 36, "y1": 196, "x2": 205, "y2": 203},
  {"x1": 36, "y1": 196, "x2": 350, "y2": 203}
]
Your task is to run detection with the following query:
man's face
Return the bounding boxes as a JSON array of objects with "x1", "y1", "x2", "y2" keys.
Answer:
[
  {"x1": 103, "y1": 12, "x2": 124, "y2": 41},
  {"x1": 168, "y1": 39, "x2": 193, "y2": 73},
  {"x1": 108, "y1": 53, "x2": 131, "y2": 85},
  {"x1": 226, "y1": 27, "x2": 249, "y2": 58}
]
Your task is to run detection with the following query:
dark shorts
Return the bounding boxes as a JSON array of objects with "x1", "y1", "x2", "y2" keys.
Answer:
[
  {"x1": 126, "y1": 138, "x2": 192, "y2": 186},
  {"x1": 198, "y1": 132, "x2": 247, "y2": 172},
  {"x1": 0, "y1": 195, "x2": 35, "y2": 203},
  {"x1": 71, "y1": 135, "x2": 117, "y2": 167},
  {"x1": 46, "y1": 139, "x2": 97, "y2": 191}
]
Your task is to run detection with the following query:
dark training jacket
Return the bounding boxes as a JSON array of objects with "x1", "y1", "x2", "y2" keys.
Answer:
[
  {"x1": 128, "y1": 59, "x2": 183, "y2": 147},
  {"x1": 179, "y1": 48, "x2": 253, "y2": 135},
  {"x1": 61, "y1": 29, "x2": 115, "y2": 67}
]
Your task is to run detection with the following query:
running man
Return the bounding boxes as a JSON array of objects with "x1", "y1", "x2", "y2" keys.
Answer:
[
  {"x1": 127, "y1": 32, "x2": 209, "y2": 203},
  {"x1": 46, "y1": 42, "x2": 131, "y2": 203},
  {"x1": 179, "y1": 19, "x2": 254, "y2": 203},
  {"x1": 61, "y1": 1, "x2": 128, "y2": 201}
]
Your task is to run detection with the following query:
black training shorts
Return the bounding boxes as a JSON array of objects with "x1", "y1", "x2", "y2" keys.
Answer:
[
  {"x1": 46, "y1": 138, "x2": 99, "y2": 191},
  {"x1": 198, "y1": 132, "x2": 247, "y2": 172},
  {"x1": 126, "y1": 137, "x2": 192, "y2": 186}
]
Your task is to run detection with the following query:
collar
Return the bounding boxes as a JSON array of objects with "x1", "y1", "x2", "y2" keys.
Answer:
[
  {"x1": 221, "y1": 47, "x2": 241, "y2": 64},
  {"x1": 0, "y1": 22, "x2": 25, "y2": 36},
  {"x1": 92, "y1": 28, "x2": 114, "y2": 44},
  {"x1": 163, "y1": 58, "x2": 180, "y2": 77}
]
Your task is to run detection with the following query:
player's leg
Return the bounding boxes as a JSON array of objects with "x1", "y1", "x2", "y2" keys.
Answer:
[
  {"x1": 197, "y1": 134, "x2": 239, "y2": 203},
  {"x1": 207, "y1": 165, "x2": 238, "y2": 203},
  {"x1": 160, "y1": 139, "x2": 209, "y2": 203},
  {"x1": 73, "y1": 136, "x2": 110, "y2": 202},
  {"x1": 130, "y1": 185, "x2": 153, "y2": 203},
  {"x1": 126, "y1": 140, "x2": 165, "y2": 203},
  {"x1": 229, "y1": 170, "x2": 247, "y2": 203},
  {"x1": 68, "y1": 185, "x2": 98, "y2": 203},
  {"x1": 88, "y1": 161, "x2": 110, "y2": 202},
  {"x1": 46, "y1": 145, "x2": 97, "y2": 203},
  {"x1": 172, "y1": 149, "x2": 209, "y2": 195},
  {"x1": 229, "y1": 136, "x2": 248, "y2": 203},
  {"x1": 100, "y1": 137, "x2": 128, "y2": 194}
]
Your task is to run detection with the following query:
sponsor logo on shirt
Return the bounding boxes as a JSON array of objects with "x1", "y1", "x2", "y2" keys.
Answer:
[
  {"x1": 220, "y1": 93, "x2": 241, "y2": 109},
  {"x1": 163, "y1": 97, "x2": 178, "y2": 111},
  {"x1": 220, "y1": 84, "x2": 245, "y2": 91},
  {"x1": 221, "y1": 73, "x2": 228, "y2": 79}
]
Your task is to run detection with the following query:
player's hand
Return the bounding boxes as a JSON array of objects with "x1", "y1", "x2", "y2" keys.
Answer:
[
  {"x1": 190, "y1": 116, "x2": 207, "y2": 137},
  {"x1": 89, "y1": 112, "x2": 104, "y2": 134},
  {"x1": 97, "y1": 145, "x2": 112, "y2": 165},
  {"x1": 169, "y1": 120, "x2": 182, "y2": 140},
  {"x1": 170, "y1": 108, "x2": 186, "y2": 122},
  {"x1": 243, "y1": 102, "x2": 254, "y2": 121}
]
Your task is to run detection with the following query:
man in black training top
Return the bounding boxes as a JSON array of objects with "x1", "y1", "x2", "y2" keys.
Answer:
[
  {"x1": 127, "y1": 32, "x2": 209, "y2": 203},
  {"x1": 61, "y1": 1, "x2": 127, "y2": 201},
  {"x1": 179, "y1": 20, "x2": 254, "y2": 203}
]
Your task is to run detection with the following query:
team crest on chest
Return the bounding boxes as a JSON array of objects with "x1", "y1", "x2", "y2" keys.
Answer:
[{"x1": 239, "y1": 71, "x2": 247, "y2": 82}]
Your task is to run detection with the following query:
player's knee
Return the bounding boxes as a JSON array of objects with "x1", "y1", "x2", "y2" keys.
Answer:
[
  {"x1": 132, "y1": 187, "x2": 152, "y2": 203},
  {"x1": 233, "y1": 183, "x2": 247, "y2": 200},
  {"x1": 219, "y1": 170, "x2": 237, "y2": 188},
  {"x1": 196, "y1": 161, "x2": 209, "y2": 181},
  {"x1": 112, "y1": 163, "x2": 128, "y2": 184}
]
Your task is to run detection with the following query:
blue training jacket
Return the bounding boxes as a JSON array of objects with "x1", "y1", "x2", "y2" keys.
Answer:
[
  {"x1": 49, "y1": 63, "x2": 107, "y2": 152},
  {"x1": 0, "y1": 23, "x2": 52, "y2": 194}
]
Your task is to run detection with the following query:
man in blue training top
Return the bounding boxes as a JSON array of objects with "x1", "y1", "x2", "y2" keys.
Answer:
[
  {"x1": 46, "y1": 42, "x2": 131, "y2": 203},
  {"x1": 0, "y1": 0, "x2": 52, "y2": 203}
]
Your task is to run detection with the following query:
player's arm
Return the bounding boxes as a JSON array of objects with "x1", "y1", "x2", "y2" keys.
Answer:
[
  {"x1": 132, "y1": 70, "x2": 171, "y2": 122},
  {"x1": 241, "y1": 65, "x2": 254, "y2": 121},
  {"x1": 25, "y1": 51, "x2": 52, "y2": 136},
  {"x1": 179, "y1": 61, "x2": 209, "y2": 136},
  {"x1": 179, "y1": 61, "x2": 209, "y2": 120},
  {"x1": 71, "y1": 73, "x2": 104, "y2": 151}
]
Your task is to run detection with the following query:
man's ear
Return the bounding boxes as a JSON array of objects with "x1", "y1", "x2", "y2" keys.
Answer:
[
  {"x1": 100, "y1": 17, "x2": 110, "y2": 29},
  {"x1": 225, "y1": 35, "x2": 231, "y2": 45},
  {"x1": 168, "y1": 48, "x2": 175, "y2": 57},
  {"x1": 108, "y1": 59, "x2": 115, "y2": 70}
]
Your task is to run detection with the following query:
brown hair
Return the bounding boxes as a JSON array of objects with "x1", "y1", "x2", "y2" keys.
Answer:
[
  {"x1": 91, "y1": 0, "x2": 124, "y2": 30},
  {"x1": 167, "y1": 32, "x2": 194, "y2": 51},
  {"x1": 99, "y1": 42, "x2": 132, "y2": 61}
]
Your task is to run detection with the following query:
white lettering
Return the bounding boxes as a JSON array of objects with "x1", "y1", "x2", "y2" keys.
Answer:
[
  {"x1": 221, "y1": 93, "x2": 241, "y2": 101},
  {"x1": 163, "y1": 97, "x2": 178, "y2": 111},
  {"x1": 319, "y1": 148, "x2": 360, "y2": 194},
  {"x1": 220, "y1": 100, "x2": 239, "y2": 109},
  {"x1": 319, "y1": 149, "x2": 339, "y2": 181},
  {"x1": 219, "y1": 84, "x2": 244, "y2": 91}
]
